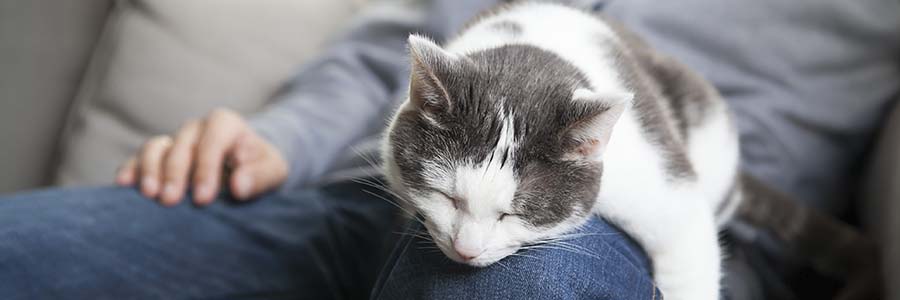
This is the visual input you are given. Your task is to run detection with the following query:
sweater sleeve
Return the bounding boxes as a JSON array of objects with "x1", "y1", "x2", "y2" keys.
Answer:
[{"x1": 248, "y1": 0, "x2": 430, "y2": 189}]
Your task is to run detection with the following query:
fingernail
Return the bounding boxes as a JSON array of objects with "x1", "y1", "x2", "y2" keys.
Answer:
[
  {"x1": 142, "y1": 177, "x2": 158, "y2": 195},
  {"x1": 235, "y1": 175, "x2": 253, "y2": 199},
  {"x1": 162, "y1": 184, "x2": 179, "y2": 202}
]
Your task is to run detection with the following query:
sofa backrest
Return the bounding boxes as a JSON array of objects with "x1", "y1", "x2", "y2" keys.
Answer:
[
  {"x1": 0, "y1": 0, "x2": 113, "y2": 194},
  {"x1": 53, "y1": 0, "x2": 364, "y2": 187}
]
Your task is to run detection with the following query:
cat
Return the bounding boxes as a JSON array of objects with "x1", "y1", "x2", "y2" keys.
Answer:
[{"x1": 381, "y1": 2, "x2": 879, "y2": 299}]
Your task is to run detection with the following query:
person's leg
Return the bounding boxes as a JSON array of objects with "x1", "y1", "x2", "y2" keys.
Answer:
[
  {"x1": 371, "y1": 216, "x2": 660, "y2": 300},
  {"x1": 0, "y1": 181, "x2": 396, "y2": 300}
]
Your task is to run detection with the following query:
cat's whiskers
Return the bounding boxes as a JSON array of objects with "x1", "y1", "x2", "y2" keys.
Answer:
[
  {"x1": 353, "y1": 178, "x2": 412, "y2": 211},
  {"x1": 505, "y1": 252, "x2": 540, "y2": 262},
  {"x1": 357, "y1": 187, "x2": 419, "y2": 221},
  {"x1": 394, "y1": 230, "x2": 434, "y2": 241},
  {"x1": 351, "y1": 179, "x2": 423, "y2": 225},
  {"x1": 518, "y1": 232, "x2": 612, "y2": 260},
  {"x1": 493, "y1": 259, "x2": 514, "y2": 273},
  {"x1": 519, "y1": 242, "x2": 604, "y2": 261},
  {"x1": 349, "y1": 147, "x2": 430, "y2": 226},
  {"x1": 538, "y1": 231, "x2": 619, "y2": 243}
]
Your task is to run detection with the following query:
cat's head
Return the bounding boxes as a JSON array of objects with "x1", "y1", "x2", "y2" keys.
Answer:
[{"x1": 383, "y1": 35, "x2": 632, "y2": 267}]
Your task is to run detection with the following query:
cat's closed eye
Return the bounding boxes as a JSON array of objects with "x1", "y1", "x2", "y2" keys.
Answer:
[
  {"x1": 498, "y1": 213, "x2": 517, "y2": 221},
  {"x1": 436, "y1": 190, "x2": 460, "y2": 209}
]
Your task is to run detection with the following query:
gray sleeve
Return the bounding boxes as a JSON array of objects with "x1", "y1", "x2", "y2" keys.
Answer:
[{"x1": 248, "y1": 0, "x2": 430, "y2": 189}]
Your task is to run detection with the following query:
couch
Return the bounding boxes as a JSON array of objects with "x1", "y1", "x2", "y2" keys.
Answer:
[
  {"x1": 0, "y1": 1, "x2": 897, "y2": 299},
  {"x1": 0, "y1": 0, "x2": 364, "y2": 192}
]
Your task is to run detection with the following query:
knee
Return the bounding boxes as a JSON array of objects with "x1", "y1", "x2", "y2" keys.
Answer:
[
  {"x1": 0, "y1": 186, "x2": 161, "y2": 265},
  {"x1": 373, "y1": 217, "x2": 660, "y2": 300}
]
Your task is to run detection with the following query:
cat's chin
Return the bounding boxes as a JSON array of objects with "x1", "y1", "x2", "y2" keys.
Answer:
[
  {"x1": 461, "y1": 259, "x2": 497, "y2": 268},
  {"x1": 452, "y1": 256, "x2": 504, "y2": 268},
  {"x1": 441, "y1": 247, "x2": 518, "y2": 268}
]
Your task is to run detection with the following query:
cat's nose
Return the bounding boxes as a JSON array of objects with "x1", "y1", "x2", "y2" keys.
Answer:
[{"x1": 453, "y1": 242, "x2": 484, "y2": 261}]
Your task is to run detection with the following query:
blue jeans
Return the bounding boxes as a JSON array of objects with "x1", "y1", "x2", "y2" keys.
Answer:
[{"x1": 0, "y1": 181, "x2": 657, "y2": 299}]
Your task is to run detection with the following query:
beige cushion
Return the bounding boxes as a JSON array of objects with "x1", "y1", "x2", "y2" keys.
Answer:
[
  {"x1": 0, "y1": 1, "x2": 112, "y2": 194},
  {"x1": 55, "y1": 0, "x2": 363, "y2": 186}
]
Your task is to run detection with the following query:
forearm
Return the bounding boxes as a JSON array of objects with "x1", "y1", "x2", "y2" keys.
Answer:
[{"x1": 249, "y1": 0, "x2": 429, "y2": 189}]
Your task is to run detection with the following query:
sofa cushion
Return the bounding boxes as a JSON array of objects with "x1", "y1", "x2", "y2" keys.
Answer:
[
  {"x1": 54, "y1": 0, "x2": 363, "y2": 186},
  {"x1": 0, "y1": 0, "x2": 112, "y2": 194}
]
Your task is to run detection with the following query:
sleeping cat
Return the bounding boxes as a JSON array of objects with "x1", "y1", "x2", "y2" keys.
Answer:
[{"x1": 381, "y1": 2, "x2": 878, "y2": 299}]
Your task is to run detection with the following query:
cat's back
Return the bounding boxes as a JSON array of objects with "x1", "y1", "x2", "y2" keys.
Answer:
[
  {"x1": 446, "y1": 3, "x2": 627, "y2": 94},
  {"x1": 448, "y1": 2, "x2": 612, "y2": 49},
  {"x1": 447, "y1": 2, "x2": 739, "y2": 212}
]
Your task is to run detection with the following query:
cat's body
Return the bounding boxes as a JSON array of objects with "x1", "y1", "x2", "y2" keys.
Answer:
[
  {"x1": 382, "y1": 2, "x2": 876, "y2": 300},
  {"x1": 452, "y1": 4, "x2": 736, "y2": 299}
]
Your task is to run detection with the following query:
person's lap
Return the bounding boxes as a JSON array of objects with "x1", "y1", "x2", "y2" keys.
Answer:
[
  {"x1": 372, "y1": 217, "x2": 659, "y2": 300},
  {"x1": 0, "y1": 180, "x2": 656, "y2": 299}
]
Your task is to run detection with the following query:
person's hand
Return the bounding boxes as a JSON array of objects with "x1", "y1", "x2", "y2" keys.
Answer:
[{"x1": 115, "y1": 108, "x2": 289, "y2": 206}]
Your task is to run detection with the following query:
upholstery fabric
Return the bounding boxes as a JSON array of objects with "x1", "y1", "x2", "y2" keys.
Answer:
[
  {"x1": 54, "y1": 0, "x2": 363, "y2": 186},
  {"x1": 0, "y1": 0, "x2": 112, "y2": 194}
]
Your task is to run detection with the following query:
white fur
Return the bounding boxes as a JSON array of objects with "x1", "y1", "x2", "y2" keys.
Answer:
[
  {"x1": 385, "y1": 3, "x2": 739, "y2": 299},
  {"x1": 689, "y1": 107, "x2": 741, "y2": 224},
  {"x1": 454, "y1": 4, "x2": 734, "y2": 299}
]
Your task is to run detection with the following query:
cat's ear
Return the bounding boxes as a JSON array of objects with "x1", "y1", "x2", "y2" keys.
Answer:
[
  {"x1": 407, "y1": 34, "x2": 458, "y2": 114},
  {"x1": 563, "y1": 88, "x2": 633, "y2": 160}
]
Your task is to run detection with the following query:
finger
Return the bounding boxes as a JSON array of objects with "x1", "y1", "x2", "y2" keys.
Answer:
[
  {"x1": 139, "y1": 135, "x2": 173, "y2": 198},
  {"x1": 229, "y1": 154, "x2": 287, "y2": 200},
  {"x1": 231, "y1": 133, "x2": 259, "y2": 166},
  {"x1": 229, "y1": 135, "x2": 288, "y2": 200},
  {"x1": 116, "y1": 157, "x2": 138, "y2": 186},
  {"x1": 192, "y1": 109, "x2": 245, "y2": 205},
  {"x1": 159, "y1": 121, "x2": 201, "y2": 206}
]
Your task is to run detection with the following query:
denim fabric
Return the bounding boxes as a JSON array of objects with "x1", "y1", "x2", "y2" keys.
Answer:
[
  {"x1": 0, "y1": 183, "x2": 397, "y2": 299},
  {"x1": 0, "y1": 182, "x2": 655, "y2": 299},
  {"x1": 374, "y1": 218, "x2": 659, "y2": 300}
]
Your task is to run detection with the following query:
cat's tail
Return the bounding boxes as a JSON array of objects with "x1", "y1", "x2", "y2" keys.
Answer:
[{"x1": 733, "y1": 172, "x2": 881, "y2": 300}]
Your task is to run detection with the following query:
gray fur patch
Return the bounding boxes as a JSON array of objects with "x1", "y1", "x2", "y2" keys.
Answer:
[
  {"x1": 389, "y1": 44, "x2": 606, "y2": 228},
  {"x1": 598, "y1": 16, "x2": 714, "y2": 181},
  {"x1": 601, "y1": 15, "x2": 725, "y2": 135}
]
